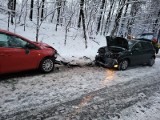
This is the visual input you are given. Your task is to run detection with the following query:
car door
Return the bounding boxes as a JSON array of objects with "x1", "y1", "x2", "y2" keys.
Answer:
[
  {"x1": 130, "y1": 42, "x2": 144, "y2": 65},
  {"x1": 0, "y1": 33, "x2": 41, "y2": 74}
]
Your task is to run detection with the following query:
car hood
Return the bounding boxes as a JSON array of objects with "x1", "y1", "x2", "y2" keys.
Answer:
[
  {"x1": 106, "y1": 36, "x2": 129, "y2": 50},
  {"x1": 33, "y1": 42, "x2": 54, "y2": 49}
]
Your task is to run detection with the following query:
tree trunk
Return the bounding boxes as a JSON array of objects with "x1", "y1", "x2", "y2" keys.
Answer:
[
  {"x1": 8, "y1": 0, "x2": 16, "y2": 24},
  {"x1": 126, "y1": 0, "x2": 140, "y2": 35},
  {"x1": 55, "y1": 0, "x2": 62, "y2": 31},
  {"x1": 78, "y1": 0, "x2": 87, "y2": 48},
  {"x1": 103, "y1": 0, "x2": 114, "y2": 35},
  {"x1": 29, "y1": 0, "x2": 34, "y2": 21},
  {"x1": 96, "y1": 0, "x2": 106, "y2": 34},
  {"x1": 8, "y1": 12, "x2": 10, "y2": 30},
  {"x1": 36, "y1": 0, "x2": 40, "y2": 42},
  {"x1": 118, "y1": 0, "x2": 129, "y2": 37},
  {"x1": 41, "y1": 0, "x2": 45, "y2": 21},
  {"x1": 18, "y1": 0, "x2": 25, "y2": 23},
  {"x1": 110, "y1": 0, "x2": 126, "y2": 36},
  {"x1": 153, "y1": 10, "x2": 160, "y2": 33},
  {"x1": 100, "y1": 1, "x2": 107, "y2": 35},
  {"x1": 77, "y1": 8, "x2": 82, "y2": 28},
  {"x1": 64, "y1": 13, "x2": 74, "y2": 45},
  {"x1": 51, "y1": 3, "x2": 56, "y2": 23},
  {"x1": 24, "y1": 0, "x2": 28, "y2": 31}
]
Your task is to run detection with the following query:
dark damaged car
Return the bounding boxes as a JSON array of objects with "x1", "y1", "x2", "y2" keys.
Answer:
[{"x1": 95, "y1": 36, "x2": 156, "y2": 70}]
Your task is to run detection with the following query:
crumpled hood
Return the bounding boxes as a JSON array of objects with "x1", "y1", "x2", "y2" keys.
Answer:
[
  {"x1": 106, "y1": 36, "x2": 129, "y2": 50},
  {"x1": 34, "y1": 41, "x2": 54, "y2": 49}
]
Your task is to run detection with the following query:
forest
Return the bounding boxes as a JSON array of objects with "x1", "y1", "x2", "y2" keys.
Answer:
[{"x1": 0, "y1": 0, "x2": 160, "y2": 48}]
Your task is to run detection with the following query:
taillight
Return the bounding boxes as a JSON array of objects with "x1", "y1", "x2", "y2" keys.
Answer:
[{"x1": 152, "y1": 38, "x2": 158, "y2": 43}]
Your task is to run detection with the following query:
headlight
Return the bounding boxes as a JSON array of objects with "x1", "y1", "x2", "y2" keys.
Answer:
[
  {"x1": 114, "y1": 64, "x2": 118, "y2": 68},
  {"x1": 54, "y1": 53, "x2": 58, "y2": 58}
]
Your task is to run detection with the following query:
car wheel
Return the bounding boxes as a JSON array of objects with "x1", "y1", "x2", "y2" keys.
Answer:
[
  {"x1": 95, "y1": 61, "x2": 100, "y2": 66},
  {"x1": 156, "y1": 48, "x2": 159, "y2": 54},
  {"x1": 118, "y1": 59, "x2": 129, "y2": 70},
  {"x1": 39, "y1": 58, "x2": 54, "y2": 73},
  {"x1": 148, "y1": 57, "x2": 155, "y2": 66},
  {"x1": 95, "y1": 56, "x2": 102, "y2": 66}
]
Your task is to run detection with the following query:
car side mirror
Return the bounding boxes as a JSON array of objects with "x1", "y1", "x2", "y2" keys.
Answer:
[{"x1": 25, "y1": 43, "x2": 36, "y2": 49}]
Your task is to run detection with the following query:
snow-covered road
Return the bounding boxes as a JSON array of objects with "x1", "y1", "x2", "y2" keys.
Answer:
[{"x1": 0, "y1": 59, "x2": 160, "y2": 120}]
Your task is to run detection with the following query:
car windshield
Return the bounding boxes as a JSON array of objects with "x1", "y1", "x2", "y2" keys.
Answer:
[{"x1": 128, "y1": 40, "x2": 137, "y2": 49}]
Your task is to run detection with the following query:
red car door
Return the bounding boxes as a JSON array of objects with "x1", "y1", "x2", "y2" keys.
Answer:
[
  {"x1": 0, "y1": 33, "x2": 42, "y2": 74},
  {"x1": 0, "y1": 48, "x2": 42, "y2": 74}
]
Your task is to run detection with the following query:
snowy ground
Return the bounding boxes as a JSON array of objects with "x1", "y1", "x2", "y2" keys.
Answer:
[{"x1": 1, "y1": 58, "x2": 160, "y2": 119}]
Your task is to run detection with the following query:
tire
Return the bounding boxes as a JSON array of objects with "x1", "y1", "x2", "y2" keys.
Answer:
[
  {"x1": 118, "y1": 59, "x2": 129, "y2": 70},
  {"x1": 95, "y1": 56, "x2": 102, "y2": 66},
  {"x1": 39, "y1": 58, "x2": 54, "y2": 73},
  {"x1": 148, "y1": 57, "x2": 155, "y2": 66},
  {"x1": 95, "y1": 61, "x2": 100, "y2": 66},
  {"x1": 156, "y1": 48, "x2": 159, "y2": 54}
]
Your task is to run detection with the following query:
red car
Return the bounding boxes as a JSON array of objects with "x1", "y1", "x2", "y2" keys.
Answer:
[{"x1": 0, "y1": 29, "x2": 57, "y2": 74}]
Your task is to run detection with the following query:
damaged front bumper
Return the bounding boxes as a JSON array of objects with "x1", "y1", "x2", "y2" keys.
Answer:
[{"x1": 95, "y1": 55, "x2": 119, "y2": 68}]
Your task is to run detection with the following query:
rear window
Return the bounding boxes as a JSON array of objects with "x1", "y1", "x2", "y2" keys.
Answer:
[
  {"x1": 141, "y1": 42, "x2": 153, "y2": 49},
  {"x1": 139, "y1": 34, "x2": 153, "y2": 40}
]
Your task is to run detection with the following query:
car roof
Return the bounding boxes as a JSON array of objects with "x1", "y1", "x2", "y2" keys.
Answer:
[
  {"x1": 0, "y1": 29, "x2": 16, "y2": 35},
  {"x1": 0, "y1": 29, "x2": 31, "y2": 42},
  {"x1": 141, "y1": 33, "x2": 154, "y2": 35},
  {"x1": 129, "y1": 38, "x2": 152, "y2": 42},
  {"x1": 0, "y1": 29, "x2": 23, "y2": 37}
]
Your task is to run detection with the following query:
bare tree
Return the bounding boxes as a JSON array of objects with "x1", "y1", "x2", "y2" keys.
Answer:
[
  {"x1": 118, "y1": 0, "x2": 129, "y2": 37},
  {"x1": 103, "y1": 0, "x2": 115, "y2": 35},
  {"x1": 35, "y1": 1, "x2": 60, "y2": 41},
  {"x1": 96, "y1": 0, "x2": 106, "y2": 34},
  {"x1": 55, "y1": 0, "x2": 62, "y2": 31},
  {"x1": 50, "y1": 2, "x2": 56, "y2": 23},
  {"x1": 110, "y1": 0, "x2": 126, "y2": 36},
  {"x1": 151, "y1": 0, "x2": 160, "y2": 33},
  {"x1": 8, "y1": 0, "x2": 16, "y2": 25},
  {"x1": 126, "y1": 0, "x2": 141, "y2": 36},
  {"x1": 23, "y1": 0, "x2": 28, "y2": 31},
  {"x1": 64, "y1": 13, "x2": 74, "y2": 45},
  {"x1": 41, "y1": 0, "x2": 45, "y2": 21},
  {"x1": 18, "y1": 0, "x2": 26, "y2": 23},
  {"x1": 153, "y1": 10, "x2": 160, "y2": 33},
  {"x1": 78, "y1": 0, "x2": 87, "y2": 48},
  {"x1": 29, "y1": 0, "x2": 34, "y2": 21},
  {"x1": 36, "y1": 0, "x2": 40, "y2": 42}
]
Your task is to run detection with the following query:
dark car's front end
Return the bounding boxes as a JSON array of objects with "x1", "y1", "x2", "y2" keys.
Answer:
[
  {"x1": 95, "y1": 37, "x2": 129, "y2": 68},
  {"x1": 96, "y1": 46, "x2": 128, "y2": 68}
]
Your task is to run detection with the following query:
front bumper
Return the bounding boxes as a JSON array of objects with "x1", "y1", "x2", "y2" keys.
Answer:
[{"x1": 95, "y1": 55, "x2": 118, "y2": 68}]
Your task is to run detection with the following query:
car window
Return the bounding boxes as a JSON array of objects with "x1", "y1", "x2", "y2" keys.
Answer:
[
  {"x1": 141, "y1": 42, "x2": 153, "y2": 50},
  {"x1": 132, "y1": 42, "x2": 143, "y2": 50},
  {"x1": 140, "y1": 34, "x2": 153, "y2": 40},
  {"x1": 128, "y1": 40, "x2": 136, "y2": 49},
  {"x1": 0, "y1": 33, "x2": 28, "y2": 48},
  {"x1": 0, "y1": 33, "x2": 9, "y2": 47},
  {"x1": 8, "y1": 36, "x2": 28, "y2": 48}
]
